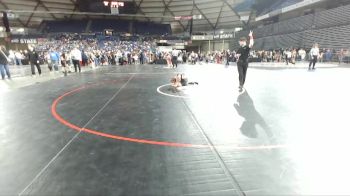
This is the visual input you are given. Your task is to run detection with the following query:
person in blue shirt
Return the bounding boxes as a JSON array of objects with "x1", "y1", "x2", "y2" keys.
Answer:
[
  {"x1": 50, "y1": 50, "x2": 60, "y2": 71},
  {"x1": 325, "y1": 49, "x2": 332, "y2": 62}
]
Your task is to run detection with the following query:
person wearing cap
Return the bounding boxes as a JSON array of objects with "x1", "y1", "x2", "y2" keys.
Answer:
[{"x1": 236, "y1": 31, "x2": 254, "y2": 92}]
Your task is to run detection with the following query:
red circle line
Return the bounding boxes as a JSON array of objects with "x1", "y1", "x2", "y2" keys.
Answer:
[{"x1": 51, "y1": 81, "x2": 287, "y2": 149}]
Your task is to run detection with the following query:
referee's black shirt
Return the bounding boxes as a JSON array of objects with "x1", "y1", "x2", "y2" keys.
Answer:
[{"x1": 237, "y1": 45, "x2": 250, "y2": 62}]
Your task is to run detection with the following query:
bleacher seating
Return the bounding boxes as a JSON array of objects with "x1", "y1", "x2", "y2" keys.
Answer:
[
  {"x1": 42, "y1": 19, "x2": 172, "y2": 35},
  {"x1": 134, "y1": 22, "x2": 171, "y2": 35},
  {"x1": 236, "y1": 4, "x2": 350, "y2": 50},
  {"x1": 314, "y1": 4, "x2": 350, "y2": 28},
  {"x1": 90, "y1": 19, "x2": 130, "y2": 33},
  {"x1": 260, "y1": 0, "x2": 303, "y2": 15},
  {"x1": 253, "y1": 24, "x2": 350, "y2": 49},
  {"x1": 44, "y1": 20, "x2": 88, "y2": 33}
]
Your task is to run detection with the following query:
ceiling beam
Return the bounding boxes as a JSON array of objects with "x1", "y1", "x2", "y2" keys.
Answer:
[
  {"x1": 25, "y1": 1, "x2": 41, "y2": 27},
  {"x1": 37, "y1": 0, "x2": 58, "y2": 20},
  {"x1": 38, "y1": 1, "x2": 75, "y2": 6},
  {"x1": 5, "y1": 0, "x2": 72, "y2": 5},
  {"x1": 0, "y1": 1, "x2": 26, "y2": 27},
  {"x1": 0, "y1": 10, "x2": 176, "y2": 19},
  {"x1": 245, "y1": 10, "x2": 255, "y2": 28},
  {"x1": 160, "y1": 0, "x2": 173, "y2": 24},
  {"x1": 69, "y1": 0, "x2": 78, "y2": 20},
  {"x1": 132, "y1": 0, "x2": 151, "y2": 22},
  {"x1": 214, "y1": 2, "x2": 225, "y2": 30},
  {"x1": 194, "y1": 21, "x2": 240, "y2": 26},
  {"x1": 185, "y1": 0, "x2": 195, "y2": 31},
  {"x1": 161, "y1": 0, "x2": 186, "y2": 31},
  {"x1": 219, "y1": 0, "x2": 246, "y2": 26},
  {"x1": 193, "y1": 3, "x2": 215, "y2": 30}
]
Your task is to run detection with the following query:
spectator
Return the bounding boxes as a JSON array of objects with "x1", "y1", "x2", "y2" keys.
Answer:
[
  {"x1": 71, "y1": 47, "x2": 82, "y2": 72},
  {"x1": 319, "y1": 50, "x2": 324, "y2": 63},
  {"x1": 139, "y1": 51, "x2": 145, "y2": 65},
  {"x1": 291, "y1": 49, "x2": 297, "y2": 64},
  {"x1": 49, "y1": 50, "x2": 60, "y2": 71},
  {"x1": 28, "y1": 46, "x2": 42, "y2": 76},
  {"x1": 15, "y1": 51, "x2": 23, "y2": 66},
  {"x1": 325, "y1": 49, "x2": 332, "y2": 62},
  {"x1": 81, "y1": 50, "x2": 89, "y2": 66},
  {"x1": 8, "y1": 50, "x2": 15, "y2": 65},
  {"x1": 298, "y1": 48, "x2": 306, "y2": 61},
  {"x1": 61, "y1": 52, "x2": 68, "y2": 76},
  {"x1": 165, "y1": 53, "x2": 172, "y2": 68},
  {"x1": 171, "y1": 49, "x2": 179, "y2": 68},
  {"x1": 284, "y1": 49, "x2": 292, "y2": 65},
  {"x1": 0, "y1": 46, "x2": 11, "y2": 80},
  {"x1": 338, "y1": 49, "x2": 345, "y2": 64},
  {"x1": 309, "y1": 43, "x2": 320, "y2": 70}
]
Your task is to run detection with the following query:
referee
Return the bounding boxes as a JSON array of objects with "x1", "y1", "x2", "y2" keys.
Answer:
[
  {"x1": 236, "y1": 31, "x2": 254, "y2": 92},
  {"x1": 308, "y1": 43, "x2": 319, "y2": 70}
]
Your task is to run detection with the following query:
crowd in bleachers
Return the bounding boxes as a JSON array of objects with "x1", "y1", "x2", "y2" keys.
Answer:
[
  {"x1": 8, "y1": 35, "x2": 159, "y2": 70},
  {"x1": 7, "y1": 36, "x2": 350, "y2": 70},
  {"x1": 6, "y1": 35, "x2": 218, "y2": 77}
]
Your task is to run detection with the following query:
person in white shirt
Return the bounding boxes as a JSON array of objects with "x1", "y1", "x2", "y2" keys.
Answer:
[
  {"x1": 70, "y1": 47, "x2": 82, "y2": 72},
  {"x1": 298, "y1": 48, "x2": 306, "y2": 61},
  {"x1": 8, "y1": 50, "x2": 15, "y2": 65},
  {"x1": 309, "y1": 43, "x2": 319, "y2": 70},
  {"x1": 171, "y1": 49, "x2": 179, "y2": 68},
  {"x1": 15, "y1": 51, "x2": 23, "y2": 65},
  {"x1": 284, "y1": 49, "x2": 292, "y2": 65}
]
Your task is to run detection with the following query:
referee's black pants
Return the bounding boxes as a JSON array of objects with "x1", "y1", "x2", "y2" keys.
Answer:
[
  {"x1": 237, "y1": 60, "x2": 248, "y2": 87},
  {"x1": 172, "y1": 57, "x2": 178, "y2": 68},
  {"x1": 309, "y1": 55, "x2": 318, "y2": 69},
  {"x1": 72, "y1": 60, "x2": 81, "y2": 72},
  {"x1": 30, "y1": 62, "x2": 41, "y2": 75}
]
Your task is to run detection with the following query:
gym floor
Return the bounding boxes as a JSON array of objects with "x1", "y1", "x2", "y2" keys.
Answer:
[{"x1": 1, "y1": 63, "x2": 350, "y2": 196}]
